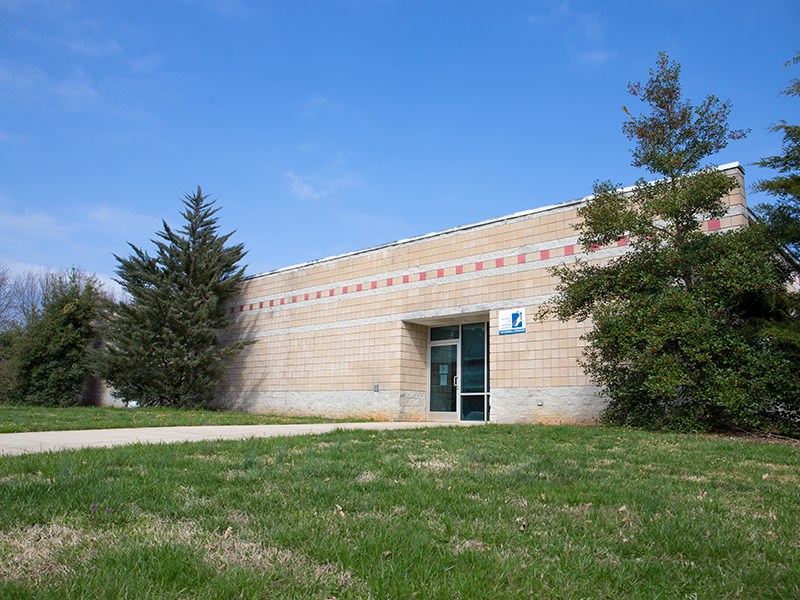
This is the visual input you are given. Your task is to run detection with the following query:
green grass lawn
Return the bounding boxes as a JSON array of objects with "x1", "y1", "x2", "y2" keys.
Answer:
[
  {"x1": 0, "y1": 424, "x2": 797, "y2": 599},
  {"x1": 0, "y1": 405, "x2": 357, "y2": 434}
]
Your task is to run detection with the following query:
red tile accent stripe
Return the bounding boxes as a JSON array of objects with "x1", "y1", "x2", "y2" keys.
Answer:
[
  {"x1": 234, "y1": 241, "x2": 600, "y2": 314},
  {"x1": 708, "y1": 219, "x2": 721, "y2": 231},
  {"x1": 618, "y1": 237, "x2": 628, "y2": 246}
]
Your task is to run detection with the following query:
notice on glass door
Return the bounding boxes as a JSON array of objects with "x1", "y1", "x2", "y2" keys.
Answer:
[{"x1": 499, "y1": 308, "x2": 526, "y2": 335}]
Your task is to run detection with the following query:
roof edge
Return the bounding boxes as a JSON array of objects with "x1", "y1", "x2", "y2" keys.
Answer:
[{"x1": 243, "y1": 162, "x2": 744, "y2": 282}]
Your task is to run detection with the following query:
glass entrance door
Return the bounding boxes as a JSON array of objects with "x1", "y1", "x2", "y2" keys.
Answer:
[
  {"x1": 460, "y1": 322, "x2": 487, "y2": 421},
  {"x1": 429, "y1": 344, "x2": 458, "y2": 418},
  {"x1": 428, "y1": 322, "x2": 488, "y2": 422}
]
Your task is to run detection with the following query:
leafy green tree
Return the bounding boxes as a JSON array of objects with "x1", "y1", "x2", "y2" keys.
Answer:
[
  {"x1": 0, "y1": 264, "x2": 14, "y2": 402},
  {"x1": 543, "y1": 52, "x2": 800, "y2": 434},
  {"x1": 751, "y1": 52, "x2": 800, "y2": 388},
  {"x1": 14, "y1": 269, "x2": 103, "y2": 406},
  {"x1": 0, "y1": 329, "x2": 17, "y2": 403},
  {"x1": 753, "y1": 51, "x2": 800, "y2": 255},
  {"x1": 96, "y1": 187, "x2": 250, "y2": 408}
]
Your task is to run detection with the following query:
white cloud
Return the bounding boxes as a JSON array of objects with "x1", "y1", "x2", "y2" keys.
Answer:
[
  {"x1": 0, "y1": 196, "x2": 162, "y2": 290},
  {"x1": 0, "y1": 2, "x2": 171, "y2": 115},
  {"x1": 84, "y1": 205, "x2": 161, "y2": 237},
  {"x1": 65, "y1": 35, "x2": 121, "y2": 56},
  {"x1": 577, "y1": 50, "x2": 615, "y2": 66},
  {"x1": 303, "y1": 95, "x2": 343, "y2": 117},
  {"x1": 528, "y1": 1, "x2": 615, "y2": 66},
  {"x1": 13, "y1": 18, "x2": 124, "y2": 59},
  {"x1": 0, "y1": 58, "x2": 101, "y2": 106},
  {"x1": 285, "y1": 157, "x2": 363, "y2": 201},
  {"x1": 0, "y1": 257, "x2": 124, "y2": 301},
  {"x1": 126, "y1": 52, "x2": 166, "y2": 74},
  {"x1": 0, "y1": 208, "x2": 74, "y2": 244},
  {"x1": 286, "y1": 171, "x2": 323, "y2": 200}
]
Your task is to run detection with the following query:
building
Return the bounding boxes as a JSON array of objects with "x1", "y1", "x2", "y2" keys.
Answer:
[{"x1": 218, "y1": 163, "x2": 750, "y2": 424}]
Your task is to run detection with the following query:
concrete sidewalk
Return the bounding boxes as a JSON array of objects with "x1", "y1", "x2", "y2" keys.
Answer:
[{"x1": 0, "y1": 421, "x2": 469, "y2": 456}]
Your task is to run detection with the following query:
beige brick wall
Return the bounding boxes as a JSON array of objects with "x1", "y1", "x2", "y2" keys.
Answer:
[{"x1": 218, "y1": 164, "x2": 749, "y2": 422}]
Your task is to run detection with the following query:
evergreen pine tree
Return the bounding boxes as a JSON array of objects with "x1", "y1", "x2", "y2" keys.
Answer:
[
  {"x1": 97, "y1": 188, "x2": 249, "y2": 408},
  {"x1": 753, "y1": 51, "x2": 800, "y2": 256}
]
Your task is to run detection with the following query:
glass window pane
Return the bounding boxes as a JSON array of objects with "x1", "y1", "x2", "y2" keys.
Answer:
[
  {"x1": 461, "y1": 322, "x2": 485, "y2": 393},
  {"x1": 431, "y1": 325, "x2": 459, "y2": 341},
  {"x1": 461, "y1": 395, "x2": 485, "y2": 421}
]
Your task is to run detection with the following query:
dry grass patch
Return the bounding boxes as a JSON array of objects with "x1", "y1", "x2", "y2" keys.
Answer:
[
  {"x1": 0, "y1": 513, "x2": 362, "y2": 593},
  {"x1": 0, "y1": 521, "x2": 84, "y2": 583},
  {"x1": 356, "y1": 470, "x2": 376, "y2": 484},
  {"x1": 452, "y1": 539, "x2": 490, "y2": 553},
  {"x1": 407, "y1": 455, "x2": 457, "y2": 471},
  {"x1": 0, "y1": 472, "x2": 51, "y2": 484}
]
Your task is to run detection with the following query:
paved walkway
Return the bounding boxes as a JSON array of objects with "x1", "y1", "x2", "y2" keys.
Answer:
[{"x1": 0, "y1": 422, "x2": 470, "y2": 456}]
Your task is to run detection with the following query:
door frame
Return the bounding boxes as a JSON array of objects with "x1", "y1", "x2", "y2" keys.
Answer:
[
  {"x1": 427, "y1": 339, "x2": 461, "y2": 422},
  {"x1": 426, "y1": 322, "x2": 489, "y2": 423}
]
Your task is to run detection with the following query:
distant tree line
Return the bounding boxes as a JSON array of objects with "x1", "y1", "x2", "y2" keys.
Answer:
[
  {"x1": 0, "y1": 266, "x2": 107, "y2": 406},
  {"x1": 0, "y1": 188, "x2": 249, "y2": 409}
]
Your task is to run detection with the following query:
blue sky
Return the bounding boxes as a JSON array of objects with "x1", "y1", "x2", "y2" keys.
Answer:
[{"x1": 1, "y1": 0, "x2": 798, "y2": 293}]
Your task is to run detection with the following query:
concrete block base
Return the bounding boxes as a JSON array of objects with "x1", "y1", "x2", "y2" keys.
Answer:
[
  {"x1": 489, "y1": 386, "x2": 606, "y2": 425},
  {"x1": 218, "y1": 390, "x2": 427, "y2": 422}
]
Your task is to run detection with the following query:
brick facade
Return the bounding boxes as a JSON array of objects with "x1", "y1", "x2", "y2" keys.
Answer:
[{"x1": 218, "y1": 163, "x2": 749, "y2": 423}]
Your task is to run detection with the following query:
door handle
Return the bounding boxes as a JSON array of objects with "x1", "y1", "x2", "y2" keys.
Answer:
[{"x1": 453, "y1": 375, "x2": 458, "y2": 388}]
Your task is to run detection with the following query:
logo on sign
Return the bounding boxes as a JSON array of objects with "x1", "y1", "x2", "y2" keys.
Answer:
[{"x1": 499, "y1": 308, "x2": 526, "y2": 335}]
